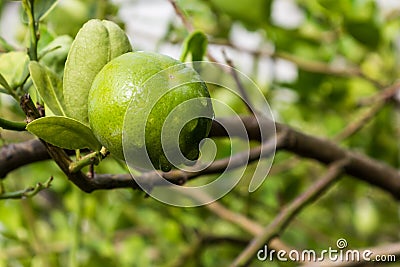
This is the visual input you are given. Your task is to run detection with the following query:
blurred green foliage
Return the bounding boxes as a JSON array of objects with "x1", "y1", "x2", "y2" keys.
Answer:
[{"x1": 0, "y1": 0, "x2": 399, "y2": 266}]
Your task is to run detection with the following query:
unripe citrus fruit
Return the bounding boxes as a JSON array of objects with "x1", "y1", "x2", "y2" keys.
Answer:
[{"x1": 88, "y1": 51, "x2": 213, "y2": 171}]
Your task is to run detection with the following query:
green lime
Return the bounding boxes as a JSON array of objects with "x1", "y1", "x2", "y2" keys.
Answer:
[{"x1": 88, "y1": 51, "x2": 213, "y2": 171}]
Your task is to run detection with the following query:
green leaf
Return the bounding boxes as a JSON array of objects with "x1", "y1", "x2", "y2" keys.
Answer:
[
  {"x1": 0, "y1": 51, "x2": 29, "y2": 89},
  {"x1": 0, "y1": 72, "x2": 12, "y2": 93},
  {"x1": 0, "y1": 36, "x2": 14, "y2": 52},
  {"x1": 26, "y1": 116, "x2": 102, "y2": 151},
  {"x1": 63, "y1": 19, "x2": 132, "y2": 125},
  {"x1": 40, "y1": 35, "x2": 73, "y2": 76},
  {"x1": 345, "y1": 20, "x2": 381, "y2": 49},
  {"x1": 180, "y1": 30, "x2": 208, "y2": 63},
  {"x1": 22, "y1": 0, "x2": 59, "y2": 21},
  {"x1": 36, "y1": 24, "x2": 57, "y2": 52},
  {"x1": 35, "y1": 0, "x2": 59, "y2": 20},
  {"x1": 29, "y1": 61, "x2": 66, "y2": 116},
  {"x1": 210, "y1": 0, "x2": 272, "y2": 29}
]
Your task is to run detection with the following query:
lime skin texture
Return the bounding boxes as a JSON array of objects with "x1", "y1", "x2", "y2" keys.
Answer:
[{"x1": 88, "y1": 51, "x2": 214, "y2": 171}]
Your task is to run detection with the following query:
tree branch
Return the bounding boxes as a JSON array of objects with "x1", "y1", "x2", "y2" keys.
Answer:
[
  {"x1": 91, "y1": 134, "x2": 281, "y2": 191},
  {"x1": 213, "y1": 116, "x2": 400, "y2": 199},
  {"x1": 1, "y1": 116, "x2": 399, "y2": 198},
  {"x1": 19, "y1": 94, "x2": 99, "y2": 193},
  {"x1": 231, "y1": 159, "x2": 349, "y2": 267},
  {"x1": 0, "y1": 139, "x2": 50, "y2": 178},
  {"x1": 275, "y1": 121, "x2": 400, "y2": 199}
]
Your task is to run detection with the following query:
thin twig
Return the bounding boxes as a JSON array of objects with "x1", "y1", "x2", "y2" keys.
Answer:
[
  {"x1": 334, "y1": 101, "x2": 385, "y2": 141},
  {"x1": 0, "y1": 177, "x2": 53, "y2": 200},
  {"x1": 210, "y1": 40, "x2": 383, "y2": 87},
  {"x1": 231, "y1": 159, "x2": 349, "y2": 267},
  {"x1": 359, "y1": 81, "x2": 400, "y2": 106},
  {"x1": 167, "y1": 0, "x2": 220, "y2": 63},
  {"x1": 268, "y1": 156, "x2": 301, "y2": 176},
  {"x1": 68, "y1": 147, "x2": 109, "y2": 173},
  {"x1": 222, "y1": 50, "x2": 255, "y2": 114},
  {"x1": 275, "y1": 51, "x2": 361, "y2": 76},
  {"x1": 168, "y1": 0, "x2": 194, "y2": 32},
  {"x1": 182, "y1": 189, "x2": 295, "y2": 255},
  {"x1": 334, "y1": 82, "x2": 400, "y2": 141}
]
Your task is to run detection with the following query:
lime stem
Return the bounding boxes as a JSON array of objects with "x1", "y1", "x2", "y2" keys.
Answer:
[
  {"x1": 69, "y1": 147, "x2": 108, "y2": 173},
  {"x1": 0, "y1": 117, "x2": 26, "y2": 131}
]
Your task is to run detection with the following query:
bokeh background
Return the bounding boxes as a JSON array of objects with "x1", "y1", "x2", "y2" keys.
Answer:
[{"x1": 0, "y1": 0, "x2": 399, "y2": 266}]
